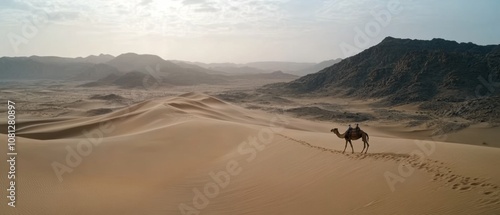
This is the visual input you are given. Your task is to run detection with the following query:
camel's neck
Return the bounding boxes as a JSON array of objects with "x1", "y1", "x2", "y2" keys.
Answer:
[{"x1": 334, "y1": 131, "x2": 345, "y2": 139}]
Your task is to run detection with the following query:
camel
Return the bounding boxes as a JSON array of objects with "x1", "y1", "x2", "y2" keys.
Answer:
[{"x1": 330, "y1": 128, "x2": 370, "y2": 154}]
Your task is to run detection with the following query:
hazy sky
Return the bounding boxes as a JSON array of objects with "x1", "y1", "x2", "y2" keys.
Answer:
[{"x1": 1, "y1": 0, "x2": 499, "y2": 63}]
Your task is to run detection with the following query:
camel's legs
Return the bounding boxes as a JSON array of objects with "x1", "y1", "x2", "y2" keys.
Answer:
[
  {"x1": 349, "y1": 140, "x2": 354, "y2": 154},
  {"x1": 342, "y1": 140, "x2": 347, "y2": 154},
  {"x1": 365, "y1": 141, "x2": 369, "y2": 154},
  {"x1": 343, "y1": 140, "x2": 348, "y2": 153},
  {"x1": 361, "y1": 142, "x2": 366, "y2": 153}
]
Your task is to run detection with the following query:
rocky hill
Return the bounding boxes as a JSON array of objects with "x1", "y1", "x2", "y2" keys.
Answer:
[
  {"x1": 268, "y1": 37, "x2": 500, "y2": 105},
  {"x1": 261, "y1": 37, "x2": 500, "y2": 124}
]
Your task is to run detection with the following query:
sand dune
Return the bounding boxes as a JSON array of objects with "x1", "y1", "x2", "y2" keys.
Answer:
[{"x1": 1, "y1": 93, "x2": 499, "y2": 214}]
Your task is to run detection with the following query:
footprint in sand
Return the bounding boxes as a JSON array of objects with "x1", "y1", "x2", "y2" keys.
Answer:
[
  {"x1": 460, "y1": 186, "x2": 471, "y2": 191},
  {"x1": 488, "y1": 199, "x2": 499, "y2": 204},
  {"x1": 278, "y1": 133, "x2": 500, "y2": 206}
]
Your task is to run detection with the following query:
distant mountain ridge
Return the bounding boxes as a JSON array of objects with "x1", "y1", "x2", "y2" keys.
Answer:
[
  {"x1": 0, "y1": 53, "x2": 308, "y2": 84},
  {"x1": 298, "y1": 58, "x2": 342, "y2": 75},
  {"x1": 78, "y1": 54, "x2": 115, "y2": 64},
  {"x1": 0, "y1": 52, "x2": 304, "y2": 88},
  {"x1": 269, "y1": 37, "x2": 500, "y2": 104},
  {"x1": 179, "y1": 60, "x2": 341, "y2": 76},
  {"x1": 88, "y1": 53, "x2": 229, "y2": 86},
  {"x1": 0, "y1": 56, "x2": 119, "y2": 81}
]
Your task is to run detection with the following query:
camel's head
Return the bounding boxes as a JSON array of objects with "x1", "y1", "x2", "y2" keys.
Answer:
[{"x1": 330, "y1": 128, "x2": 338, "y2": 133}]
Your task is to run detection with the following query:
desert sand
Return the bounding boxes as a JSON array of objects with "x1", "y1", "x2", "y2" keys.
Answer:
[{"x1": 1, "y1": 90, "x2": 499, "y2": 214}]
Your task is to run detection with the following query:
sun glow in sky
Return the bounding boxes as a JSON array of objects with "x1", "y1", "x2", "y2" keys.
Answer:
[{"x1": 1, "y1": 0, "x2": 499, "y2": 63}]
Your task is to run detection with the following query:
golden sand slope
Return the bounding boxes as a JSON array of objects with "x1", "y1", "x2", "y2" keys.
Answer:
[{"x1": 1, "y1": 92, "x2": 499, "y2": 215}]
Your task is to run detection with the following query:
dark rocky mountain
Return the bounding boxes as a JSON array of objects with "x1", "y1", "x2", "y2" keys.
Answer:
[
  {"x1": 269, "y1": 37, "x2": 500, "y2": 105},
  {"x1": 262, "y1": 37, "x2": 500, "y2": 124}
]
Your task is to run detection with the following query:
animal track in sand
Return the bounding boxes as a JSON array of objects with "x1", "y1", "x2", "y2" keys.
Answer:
[{"x1": 276, "y1": 133, "x2": 500, "y2": 206}]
